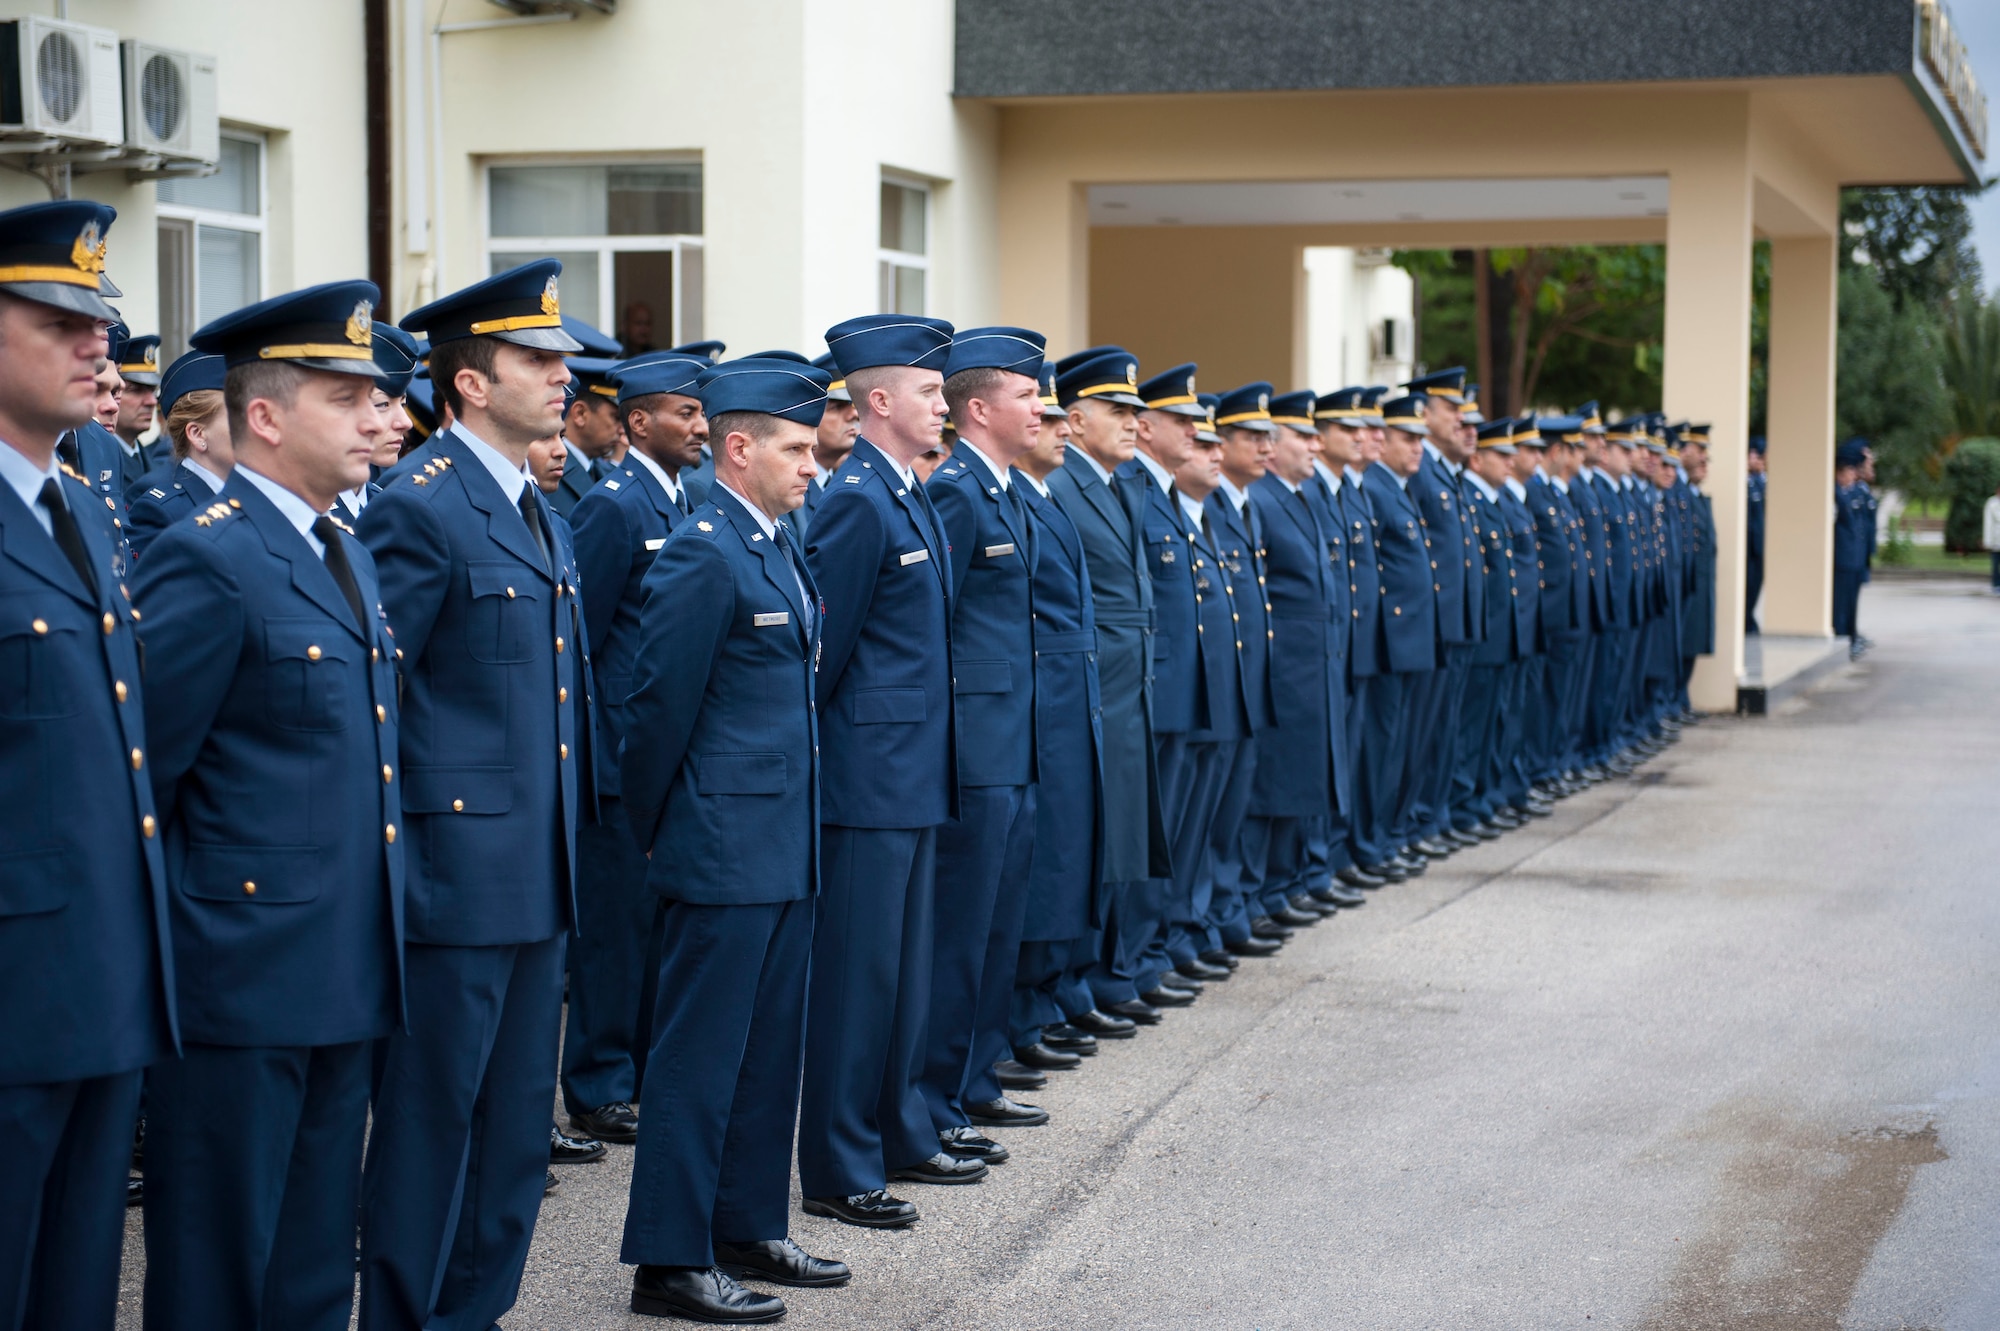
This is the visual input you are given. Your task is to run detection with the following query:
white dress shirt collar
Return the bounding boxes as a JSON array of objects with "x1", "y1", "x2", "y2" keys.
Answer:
[
  {"x1": 1313, "y1": 459, "x2": 1343, "y2": 495},
  {"x1": 564, "y1": 438, "x2": 590, "y2": 472},
  {"x1": 187, "y1": 459, "x2": 228, "y2": 493},
  {"x1": 0, "y1": 440, "x2": 65, "y2": 537},
  {"x1": 1071, "y1": 448, "x2": 1116, "y2": 487},
  {"x1": 1464, "y1": 471, "x2": 1500, "y2": 503},
  {"x1": 236, "y1": 464, "x2": 326, "y2": 557},
  {"x1": 626, "y1": 446, "x2": 683, "y2": 506},
  {"x1": 1503, "y1": 476, "x2": 1528, "y2": 501},
  {"x1": 716, "y1": 479, "x2": 777, "y2": 541},
  {"x1": 1217, "y1": 474, "x2": 1249, "y2": 513},
  {"x1": 1178, "y1": 491, "x2": 1207, "y2": 531},
  {"x1": 451, "y1": 422, "x2": 529, "y2": 505},
  {"x1": 1019, "y1": 469, "x2": 1052, "y2": 499},
  {"x1": 956, "y1": 439, "x2": 1011, "y2": 491},
  {"x1": 1134, "y1": 448, "x2": 1175, "y2": 495}
]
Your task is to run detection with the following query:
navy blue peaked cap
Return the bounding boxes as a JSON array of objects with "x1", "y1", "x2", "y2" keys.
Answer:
[
  {"x1": 1213, "y1": 382, "x2": 1274, "y2": 433},
  {"x1": 565, "y1": 355, "x2": 623, "y2": 404},
  {"x1": 1038, "y1": 362, "x2": 1066, "y2": 418},
  {"x1": 744, "y1": 349, "x2": 812, "y2": 364},
  {"x1": 399, "y1": 259, "x2": 583, "y2": 352},
  {"x1": 1379, "y1": 394, "x2": 1431, "y2": 435},
  {"x1": 1836, "y1": 436, "x2": 1870, "y2": 467},
  {"x1": 1053, "y1": 345, "x2": 1123, "y2": 378},
  {"x1": 612, "y1": 354, "x2": 706, "y2": 405},
  {"x1": 671, "y1": 340, "x2": 726, "y2": 364},
  {"x1": 1268, "y1": 390, "x2": 1318, "y2": 433},
  {"x1": 115, "y1": 332, "x2": 161, "y2": 387},
  {"x1": 1139, "y1": 362, "x2": 1204, "y2": 417},
  {"x1": 372, "y1": 322, "x2": 422, "y2": 397},
  {"x1": 159, "y1": 351, "x2": 226, "y2": 413},
  {"x1": 945, "y1": 326, "x2": 1046, "y2": 381},
  {"x1": 1536, "y1": 413, "x2": 1585, "y2": 441},
  {"x1": 696, "y1": 357, "x2": 831, "y2": 426},
  {"x1": 1405, "y1": 366, "x2": 1465, "y2": 403},
  {"x1": 192, "y1": 279, "x2": 385, "y2": 377},
  {"x1": 1475, "y1": 417, "x2": 1516, "y2": 451},
  {"x1": 810, "y1": 351, "x2": 852, "y2": 404},
  {"x1": 1055, "y1": 347, "x2": 1145, "y2": 409},
  {"x1": 0, "y1": 200, "x2": 122, "y2": 319},
  {"x1": 1195, "y1": 391, "x2": 1222, "y2": 442},
  {"x1": 1315, "y1": 386, "x2": 1382, "y2": 426},
  {"x1": 825, "y1": 314, "x2": 954, "y2": 377},
  {"x1": 562, "y1": 315, "x2": 623, "y2": 357}
]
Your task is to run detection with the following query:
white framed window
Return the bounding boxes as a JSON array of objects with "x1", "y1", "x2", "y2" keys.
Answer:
[
  {"x1": 156, "y1": 130, "x2": 267, "y2": 364},
  {"x1": 484, "y1": 160, "x2": 703, "y2": 355},
  {"x1": 878, "y1": 176, "x2": 929, "y2": 315}
]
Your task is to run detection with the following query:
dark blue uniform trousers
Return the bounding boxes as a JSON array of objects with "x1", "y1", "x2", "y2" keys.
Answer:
[
  {"x1": 1450, "y1": 661, "x2": 1505, "y2": 829},
  {"x1": 1352, "y1": 672, "x2": 1411, "y2": 867},
  {"x1": 921, "y1": 784, "x2": 1035, "y2": 1128},
  {"x1": 1241, "y1": 815, "x2": 1305, "y2": 919},
  {"x1": 1012, "y1": 930, "x2": 1099, "y2": 1046},
  {"x1": 1544, "y1": 629, "x2": 1591, "y2": 775},
  {"x1": 0, "y1": 1072, "x2": 142, "y2": 1331},
  {"x1": 1157, "y1": 738, "x2": 1226, "y2": 974},
  {"x1": 562, "y1": 798, "x2": 657, "y2": 1117},
  {"x1": 1586, "y1": 629, "x2": 1631, "y2": 764},
  {"x1": 359, "y1": 935, "x2": 565, "y2": 1331},
  {"x1": 144, "y1": 1041, "x2": 371, "y2": 1331},
  {"x1": 798, "y1": 826, "x2": 940, "y2": 1198},
  {"x1": 1420, "y1": 644, "x2": 1475, "y2": 840},
  {"x1": 1095, "y1": 732, "x2": 1190, "y2": 1004},
  {"x1": 1199, "y1": 736, "x2": 1260, "y2": 947},
  {"x1": 620, "y1": 898, "x2": 810, "y2": 1267}
]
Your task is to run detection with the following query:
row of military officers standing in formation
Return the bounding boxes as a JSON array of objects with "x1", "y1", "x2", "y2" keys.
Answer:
[{"x1": 0, "y1": 191, "x2": 1721, "y2": 1331}]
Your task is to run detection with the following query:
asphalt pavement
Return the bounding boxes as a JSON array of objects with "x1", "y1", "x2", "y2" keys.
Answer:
[{"x1": 116, "y1": 578, "x2": 2000, "y2": 1329}]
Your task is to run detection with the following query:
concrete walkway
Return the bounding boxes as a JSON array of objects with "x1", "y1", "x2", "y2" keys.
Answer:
[{"x1": 115, "y1": 579, "x2": 2000, "y2": 1328}]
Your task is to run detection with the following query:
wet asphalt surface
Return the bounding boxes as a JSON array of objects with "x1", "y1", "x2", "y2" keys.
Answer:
[{"x1": 118, "y1": 579, "x2": 2000, "y2": 1329}]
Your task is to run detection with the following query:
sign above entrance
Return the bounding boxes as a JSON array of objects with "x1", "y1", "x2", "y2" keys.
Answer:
[{"x1": 1917, "y1": 0, "x2": 1987, "y2": 160}]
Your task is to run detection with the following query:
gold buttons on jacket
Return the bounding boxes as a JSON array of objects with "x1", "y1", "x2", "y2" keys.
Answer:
[
  {"x1": 385, "y1": 824, "x2": 397, "y2": 844},
  {"x1": 558, "y1": 687, "x2": 568, "y2": 703},
  {"x1": 31, "y1": 617, "x2": 47, "y2": 634},
  {"x1": 382, "y1": 765, "x2": 393, "y2": 784},
  {"x1": 307, "y1": 645, "x2": 323, "y2": 661},
  {"x1": 560, "y1": 744, "x2": 570, "y2": 760},
  {"x1": 556, "y1": 637, "x2": 565, "y2": 653},
  {"x1": 102, "y1": 612, "x2": 115, "y2": 634},
  {"x1": 453, "y1": 799, "x2": 465, "y2": 812},
  {"x1": 130, "y1": 749, "x2": 142, "y2": 770},
  {"x1": 243, "y1": 881, "x2": 257, "y2": 895},
  {"x1": 375, "y1": 705, "x2": 386, "y2": 723},
  {"x1": 142, "y1": 815, "x2": 156, "y2": 838},
  {"x1": 115, "y1": 681, "x2": 128, "y2": 702}
]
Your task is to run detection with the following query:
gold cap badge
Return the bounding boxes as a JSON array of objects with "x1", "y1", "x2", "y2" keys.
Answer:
[
  {"x1": 345, "y1": 300, "x2": 373, "y2": 347},
  {"x1": 71, "y1": 220, "x2": 106, "y2": 275},
  {"x1": 540, "y1": 275, "x2": 560, "y2": 317}
]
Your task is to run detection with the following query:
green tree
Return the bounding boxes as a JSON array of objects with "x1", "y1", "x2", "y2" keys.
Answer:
[
  {"x1": 1942, "y1": 298, "x2": 2000, "y2": 440},
  {"x1": 1836, "y1": 264, "x2": 1952, "y2": 503},
  {"x1": 1840, "y1": 187, "x2": 1984, "y2": 310},
  {"x1": 1942, "y1": 437, "x2": 2000, "y2": 553}
]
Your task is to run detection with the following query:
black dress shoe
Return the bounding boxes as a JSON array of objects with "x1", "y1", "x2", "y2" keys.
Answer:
[
  {"x1": 1041, "y1": 1023, "x2": 1098, "y2": 1054},
  {"x1": 715, "y1": 1237, "x2": 851, "y2": 1289},
  {"x1": 1140, "y1": 986, "x2": 1194, "y2": 1007},
  {"x1": 1155, "y1": 970, "x2": 1203, "y2": 993},
  {"x1": 1105, "y1": 998, "x2": 1164, "y2": 1024},
  {"x1": 1293, "y1": 892, "x2": 1341, "y2": 915},
  {"x1": 1443, "y1": 828, "x2": 1483, "y2": 849},
  {"x1": 889, "y1": 1152, "x2": 988, "y2": 1185},
  {"x1": 803, "y1": 1189, "x2": 919, "y2": 1228},
  {"x1": 1360, "y1": 861, "x2": 1408, "y2": 882},
  {"x1": 993, "y1": 1060, "x2": 1047, "y2": 1090},
  {"x1": 544, "y1": 1169, "x2": 559, "y2": 1196},
  {"x1": 1337, "y1": 865, "x2": 1387, "y2": 889},
  {"x1": 1270, "y1": 904, "x2": 1320, "y2": 927},
  {"x1": 1413, "y1": 837, "x2": 1456, "y2": 859},
  {"x1": 1249, "y1": 916, "x2": 1294, "y2": 941},
  {"x1": 1012, "y1": 1041, "x2": 1082, "y2": 1070},
  {"x1": 1224, "y1": 934, "x2": 1282, "y2": 958},
  {"x1": 1197, "y1": 949, "x2": 1241, "y2": 970},
  {"x1": 1392, "y1": 854, "x2": 1428, "y2": 875},
  {"x1": 551, "y1": 1123, "x2": 608, "y2": 1164},
  {"x1": 1070, "y1": 1008, "x2": 1138, "y2": 1038},
  {"x1": 570, "y1": 1101, "x2": 639, "y2": 1146},
  {"x1": 1489, "y1": 811, "x2": 1524, "y2": 830},
  {"x1": 967, "y1": 1096, "x2": 1050, "y2": 1127},
  {"x1": 1176, "y1": 957, "x2": 1232, "y2": 981},
  {"x1": 1522, "y1": 799, "x2": 1554, "y2": 817},
  {"x1": 939, "y1": 1125, "x2": 1010, "y2": 1164},
  {"x1": 631, "y1": 1265, "x2": 784, "y2": 1323},
  {"x1": 126, "y1": 1175, "x2": 143, "y2": 1208},
  {"x1": 1310, "y1": 884, "x2": 1366, "y2": 908}
]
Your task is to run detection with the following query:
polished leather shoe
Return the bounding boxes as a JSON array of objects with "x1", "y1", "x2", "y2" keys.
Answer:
[
  {"x1": 1176, "y1": 957, "x2": 1232, "y2": 981},
  {"x1": 1224, "y1": 934, "x2": 1282, "y2": 958},
  {"x1": 1270, "y1": 904, "x2": 1320, "y2": 927},
  {"x1": 1249, "y1": 916, "x2": 1294, "y2": 941},
  {"x1": 1360, "y1": 861, "x2": 1408, "y2": 883},
  {"x1": 1070, "y1": 1008, "x2": 1138, "y2": 1038},
  {"x1": 1310, "y1": 884, "x2": 1366, "y2": 908},
  {"x1": 939, "y1": 1125, "x2": 1010, "y2": 1164},
  {"x1": 1391, "y1": 854, "x2": 1428, "y2": 875},
  {"x1": 803, "y1": 1189, "x2": 918, "y2": 1228},
  {"x1": 1521, "y1": 799, "x2": 1554, "y2": 818},
  {"x1": 889, "y1": 1152, "x2": 988, "y2": 1185},
  {"x1": 1041, "y1": 1023, "x2": 1099, "y2": 1054},
  {"x1": 1197, "y1": 949, "x2": 1241, "y2": 970},
  {"x1": 126, "y1": 1175, "x2": 143, "y2": 1208},
  {"x1": 1337, "y1": 865, "x2": 1387, "y2": 889},
  {"x1": 715, "y1": 1237, "x2": 851, "y2": 1288},
  {"x1": 1106, "y1": 997, "x2": 1164, "y2": 1024},
  {"x1": 551, "y1": 1124, "x2": 607, "y2": 1164},
  {"x1": 570, "y1": 1101, "x2": 639, "y2": 1145},
  {"x1": 544, "y1": 1169, "x2": 560, "y2": 1195},
  {"x1": 993, "y1": 1059, "x2": 1048, "y2": 1090},
  {"x1": 1288, "y1": 893, "x2": 1338, "y2": 917},
  {"x1": 632, "y1": 1265, "x2": 784, "y2": 1322},
  {"x1": 1443, "y1": 827, "x2": 1483, "y2": 849},
  {"x1": 1012, "y1": 1040, "x2": 1082, "y2": 1070},
  {"x1": 1140, "y1": 986, "x2": 1195, "y2": 1007},
  {"x1": 967, "y1": 1095, "x2": 1050, "y2": 1127},
  {"x1": 1413, "y1": 837, "x2": 1457, "y2": 859}
]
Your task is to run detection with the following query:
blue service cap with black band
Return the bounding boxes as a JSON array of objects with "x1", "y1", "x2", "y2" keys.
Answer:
[
  {"x1": 1055, "y1": 347, "x2": 1146, "y2": 409},
  {"x1": 1269, "y1": 390, "x2": 1318, "y2": 435},
  {"x1": 1379, "y1": 394, "x2": 1431, "y2": 436},
  {"x1": 562, "y1": 315, "x2": 623, "y2": 357},
  {"x1": 825, "y1": 314, "x2": 955, "y2": 377},
  {"x1": 159, "y1": 350, "x2": 226, "y2": 414},
  {"x1": 564, "y1": 355, "x2": 623, "y2": 404},
  {"x1": 1315, "y1": 386, "x2": 1383, "y2": 427},
  {"x1": 611, "y1": 354, "x2": 707, "y2": 406},
  {"x1": 671, "y1": 340, "x2": 727, "y2": 365},
  {"x1": 696, "y1": 356, "x2": 832, "y2": 426},
  {"x1": 1139, "y1": 362, "x2": 1204, "y2": 417},
  {"x1": 1213, "y1": 382, "x2": 1275, "y2": 433},
  {"x1": 0, "y1": 200, "x2": 123, "y2": 320},
  {"x1": 1475, "y1": 417, "x2": 1516, "y2": 453},
  {"x1": 404, "y1": 373, "x2": 437, "y2": 439},
  {"x1": 1404, "y1": 366, "x2": 1466, "y2": 404},
  {"x1": 116, "y1": 332, "x2": 161, "y2": 387},
  {"x1": 811, "y1": 352, "x2": 851, "y2": 404},
  {"x1": 372, "y1": 322, "x2": 422, "y2": 398},
  {"x1": 1195, "y1": 391, "x2": 1222, "y2": 444},
  {"x1": 1038, "y1": 362, "x2": 1066, "y2": 419},
  {"x1": 192, "y1": 279, "x2": 386, "y2": 378},
  {"x1": 398, "y1": 259, "x2": 584, "y2": 353},
  {"x1": 944, "y1": 325, "x2": 1047, "y2": 381}
]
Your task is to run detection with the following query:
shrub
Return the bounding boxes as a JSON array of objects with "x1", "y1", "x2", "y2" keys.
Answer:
[{"x1": 1942, "y1": 436, "x2": 2000, "y2": 552}]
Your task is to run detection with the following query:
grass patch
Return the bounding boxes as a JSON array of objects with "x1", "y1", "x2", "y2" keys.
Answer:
[{"x1": 1878, "y1": 544, "x2": 1989, "y2": 574}]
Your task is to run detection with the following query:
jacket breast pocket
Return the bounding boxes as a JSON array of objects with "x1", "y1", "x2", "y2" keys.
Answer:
[
  {"x1": 465, "y1": 562, "x2": 544, "y2": 664},
  {"x1": 693, "y1": 752, "x2": 787, "y2": 795},
  {"x1": 181, "y1": 844, "x2": 320, "y2": 904},
  {"x1": 264, "y1": 618, "x2": 350, "y2": 732},
  {"x1": 0, "y1": 850, "x2": 67, "y2": 916},
  {"x1": 953, "y1": 660, "x2": 1012, "y2": 695},
  {"x1": 0, "y1": 601, "x2": 80, "y2": 720},
  {"x1": 852, "y1": 686, "x2": 926, "y2": 725}
]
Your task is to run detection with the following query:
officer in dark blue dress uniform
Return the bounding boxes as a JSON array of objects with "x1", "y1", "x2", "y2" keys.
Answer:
[
  {"x1": 132, "y1": 280, "x2": 405, "y2": 1331},
  {"x1": 105, "y1": 325, "x2": 170, "y2": 489},
  {"x1": 1680, "y1": 433, "x2": 1718, "y2": 687},
  {"x1": 799, "y1": 313, "x2": 980, "y2": 1227},
  {"x1": 920, "y1": 328, "x2": 1051, "y2": 1154},
  {"x1": 554, "y1": 355, "x2": 624, "y2": 515},
  {"x1": 618, "y1": 358, "x2": 850, "y2": 1324},
  {"x1": 1492, "y1": 420, "x2": 1550, "y2": 821},
  {"x1": 1745, "y1": 435, "x2": 1766, "y2": 632},
  {"x1": 0, "y1": 199, "x2": 175, "y2": 1331},
  {"x1": 1561, "y1": 415, "x2": 1613, "y2": 779},
  {"x1": 125, "y1": 352, "x2": 231, "y2": 562},
  {"x1": 356, "y1": 260, "x2": 586, "y2": 1331},
  {"x1": 1833, "y1": 437, "x2": 1876, "y2": 655}
]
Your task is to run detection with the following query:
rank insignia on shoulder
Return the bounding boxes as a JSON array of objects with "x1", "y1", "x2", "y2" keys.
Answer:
[
  {"x1": 411, "y1": 475, "x2": 428, "y2": 486},
  {"x1": 603, "y1": 480, "x2": 620, "y2": 490},
  {"x1": 195, "y1": 515, "x2": 211, "y2": 526},
  {"x1": 844, "y1": 475, "x2": 861, "y2": 484},
  {"x1": 59, "y1": 462, "x2": 81, "y2": 480},
  {"x1": 697, "y1": 520, "x2": 713, "y2": 532},
  {"x1": 147, "y1": 488, "x2": 165, "y2": 498}
]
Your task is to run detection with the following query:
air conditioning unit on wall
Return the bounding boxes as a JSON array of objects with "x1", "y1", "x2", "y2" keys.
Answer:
[
  {"x1": 121, "y1": 41, "x2": 218, "y2": 167},
  {"x1": 0, "y1": 17, "x2": 124, "y2": 148}
]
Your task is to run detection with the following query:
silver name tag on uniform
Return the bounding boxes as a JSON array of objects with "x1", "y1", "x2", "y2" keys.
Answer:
[
  {"x1": 900, "y1": 549, "x2": 930, "y2": 566},
  {"x1": 984, "y1": 543, "x2": 1015, "y2": 558},
  {"x1": 754, "y1": 612, "x2": 790, "y2": 626},
  {"x1": 644, "y1": 538, "x2": 666, "y2": 550}
]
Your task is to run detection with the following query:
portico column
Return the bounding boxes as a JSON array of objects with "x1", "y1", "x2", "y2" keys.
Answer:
[
  {"x1": 1662, "y1": 122, "x2": 1753, "y2": 711},
  {"x1": 1761, "y1": 234, "x2": 1838, "y2": 636}
]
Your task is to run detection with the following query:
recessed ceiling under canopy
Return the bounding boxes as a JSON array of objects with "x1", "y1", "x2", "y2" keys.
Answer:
[{"x1": 1088, "y1": 176, "x2": 1670, "y2": 227}]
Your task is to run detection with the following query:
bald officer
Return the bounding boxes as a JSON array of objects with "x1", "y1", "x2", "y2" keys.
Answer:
[
  {"x1": 800, "y1": 314, "x2": 976, "y2": 1230},
  {"x1": 358, "y1": 260, "x2": 586, "y2": 1331},
  {"x1": 619, "y1": 358, "x2": 848, "y2": 1323},
  {"x1": 0, "y1": 199, "x2": 174, "y2": 1331},
  {"x1": 133, "y1": 281, "x2": 405, "y2": 1331}
]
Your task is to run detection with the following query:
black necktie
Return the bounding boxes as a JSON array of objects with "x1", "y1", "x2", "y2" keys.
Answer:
[
  {"x1": 312, "y1": 516, "x2": 368, "y2": 629},
  {"x1": 775, "y1": 523, "x2": 814, "y2": 633},
  {"x1": 673, "y1": 485, "x2": 691, "y2": 516},
  {"x1": 38, "y1": 478, "x2": 97, "y2": 599},
  {"x1": 518, "y1": 489, "x2": 551, "y2": 572},
  {"x1": 55, "y1": 433, "x2": 80, "y2": 474}
]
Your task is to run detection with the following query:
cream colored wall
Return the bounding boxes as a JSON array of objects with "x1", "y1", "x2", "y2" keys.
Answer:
[{"x1": 0, "y1": 0, "x2": 370, "y2": 336}]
